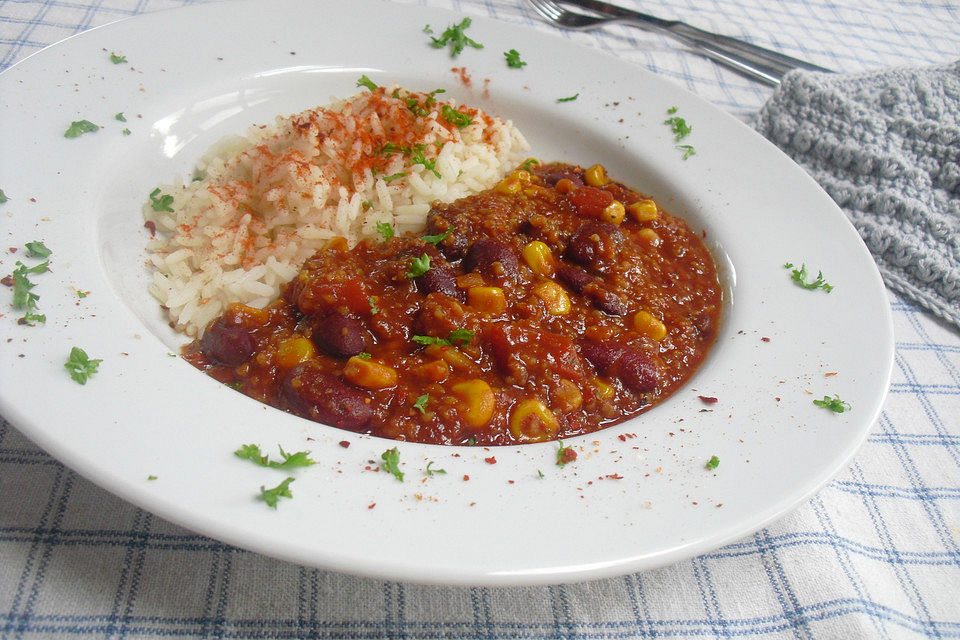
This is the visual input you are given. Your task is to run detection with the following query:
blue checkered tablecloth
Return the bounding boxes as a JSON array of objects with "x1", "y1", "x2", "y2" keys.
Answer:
[{"x1": 1, "y1": 0, "x2": 958, "y2": 638}]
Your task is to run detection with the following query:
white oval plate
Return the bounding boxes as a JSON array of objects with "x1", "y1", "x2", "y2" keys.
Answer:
[{"x1": 0, "y1": 0, "x2": 893, "y2": 585}]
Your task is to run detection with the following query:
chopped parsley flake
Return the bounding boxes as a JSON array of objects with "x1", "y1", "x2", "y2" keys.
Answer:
[
  {"x1": 440, "y1": 105, "x2": 473, "y2": 129},
  {"x1": 109, "y1": 52, "x2": 127, "y2": 64},
  {"x1": 64, "y1": 347, "x2": 102, "y2": 385},
  {"x1": 260, "y1": 477, "x2": 295, "y2": 508},
  {"x1": 0, "y1": 189, "x2": 8, "y2": 203},
  {"x1": 375, "y1": 222, "x2": 395, "y2": 241},
  {"x1": 357, "y1": 352, "x2": 372, "y2": 359},
  {"x1": 406, "y1": 253, "x2": 431, "y2": 278},
  {"x1": 356, "y1": 74, "x2": 378, "y2": 91},
  {"x1": 24, "y1": 241, "x2": 51, "y2": 258},
  {"x1": 519, "y1": 158, "x2": 540, "y2": 172},
  {"x1": 234, "y1": 443, "x2": 316, "y2": 469},
  {"x1": 664, "y1": 114, "x2": 692, "y2": 141},
  {"x1": 556, "y1": 440, "x2": 577, "y2": 466},
  {"x1": 381, "y1": 447, "x2": 404, "y2": 481},
  {"x1": 11, "y1": 255, "x2": 49, "y2": 325},
  {"x1": 428, "y1": 17, "x2": 484, "y2": 57},
  {"x1": 115, "y1": 112, "x2": 127, "y2": 122},
  {"x1": 705, "y1": 455, "x2": 720, "y2": 470},
  {"x1": 148, "y1": 187, "x2": 175, "y2": 212},
  {"x1": 412, "y1": 328, "x2": 474, "y2": 347},
  {"x1": 421, "y1": 227, "x2": 452, "y2": 245},
  {"x1": 784, "y1": 262, "x2": 833, "y2": 292},
  {"x1": 425, "y1": 461, "x2": 446, "y2": 476},
  {"x1": 813, "y1": 394, "x2": 851, "y2": 413},
  {"x1": 368, "y1": 296, "x2": 380, "y2": 315},
  {"x1": 556, "y1": 93, "x2": 579, "y2": 103},
  {"x1": 64, "y1": 120, "x2": 99, "y2": 138},
  {"x1": 504, "y1": 49, "x2": 527, "y2": 68},
  {"x1": 677, "y1": 144, "x2": 696, "y2": 160},
  {"x1": 147, "y1": 475, "x2": 157, "y2": 481},
  {"x1": 413, "y1": 393, "x2": 429, "y2": 414},
  {"x1": 121, "y1": 128, "x2": 131, "y2": 136},
  {"x1": 383, "y1": 172, "x2": 408, "y2": 183},
  {"x1": 410, "y1": 146, "x2": 442, "y2": 178}
]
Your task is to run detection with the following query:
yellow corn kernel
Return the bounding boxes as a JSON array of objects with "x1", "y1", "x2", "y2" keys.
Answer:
[
  {"x1": 633, "y1": 310, "x2": 667, "y2": 341},
  {"x1": 451, "y1": 379, "x2": 496, "y2": 429},
  {"x1": 276, "y1": 337, "x2": 316, "y2": 369},
  {"x1": 230, "y1": 303, "x2": 270, "y2": 327},
  {"x1": 521, "y1": 240, "x2": 557, "y2": 277},
  {"x1": 627, "y1": 199, "x2": 658, "y2": 223},
  {"x1": 555, "y1": 379, "x2": 583, "y2": 413},
  {"x1": 509, "y1": 398, "x2": 560, "y2": 442},
  {"x1": 326, "y1": 236, "x2": 349, "y2": 251},
  {"x1": 601, "y1": 200, "x2": 626, "y2": 226},
  {"x1": 343, "y1": 356, "x2": 398, "y2": 389},
  {"x1": 468, "y1": 286, "x2": 506, "y2": 314},
  {"x1": 424, "y1": 344, "x2": 474, "y2": 370},
  {"x1": 495, "y1": 178, "x2": 522, "y2": 195},
  {"x1": 508, "y1": 169, "x2": 533, "y2": 183},
  {"x1": 532, "y1": 281, "x2": 571, "y2": 315},
  {"x1": 584, "y1": 163, "x2": 610, "y2": 187},
  {"x1": 637, "y1": 228, "x2": 662, "y2": 247},
  {"x1": 595, "y1": 379, "x2": 615, "y2": 400},
  {"x1": 413, "y1": 359, "x2": 450, "y2": 383}
]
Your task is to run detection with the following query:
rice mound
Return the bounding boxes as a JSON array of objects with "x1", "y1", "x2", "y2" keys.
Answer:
[{"x1": 144, "y1": 85, "x2": 530, "y2": 337}]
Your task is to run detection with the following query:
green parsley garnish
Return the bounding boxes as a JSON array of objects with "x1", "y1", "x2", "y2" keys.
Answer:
[
  {"x1": 556, "y1": 93, "x2": 579, "y2": 103},
  {"x1": 148, "y1": 187, "x2": 175, "y2": 212},
  {"x1": 504, "y1": 49, "x2": 527, "y2": 68},
  {"x1": 381, "y1": 447, "x2": 404, "y2": 481},
  {"x1": 357, "y1": 352, "x2": 372, "y2": 359},
  {"x1": 406, "y1": 253, "x2": 431, "y2": 278},
  {"x1": 260, "y1": 477, "x2": 295, "y2": 508},
  {"x1": 383, "y1": 172, "x2": 408, "y2": 183},
  {"x1": 410, "y1": 146, "x2": 442, "y2": 178},
  {"x1": 705, "y1": 455, "x2": 720, "y2": 470},
  {"x1": 64, "y1": 347, "x2": 102, "y2": 385},
  {"x1": 64, "y1": 120, "x2": 99, "y2": 138},
  {"x1": 115, "y1": 112, "x2": 126, "y2": 122},
  {"x1": 428, "y1": 17, "x2": 484, "y2": 57},
  {"x1": 413, "y1": 393, "x2": 429, "y2": 414},
  {"x1": 147, "y1": 475, "x2": 157, "y2": 481},
  {"x1": 556, "y1": 440, "x2": 576, "y2": 466},
  {"x1": 412, "y1": 328, "x2": 474, "y2": 347},
  {"x1": 356, "y1": 74, "x2": 378, "y2": 91},
  {"x1": 421, "y1": 227, "x2": 452, "y2": 245},
  {"x1": 121, "y1": 129, "x2": 131, "y2": 136},
  {"x1": 426, "y1": 461, "x2": 446, "y2": 476},
  {"x1": 676, "y1": 144, "x2": 696, "y2": 160},
  {"x1": 664, "y1": 113, "x2": 692, "y2": 141},
  {"x1": 813, "y1": 394, "x2": 851, "y2": 413},
  {"x1": 0, "y1": 189, "x2": 8, "y2": 203},
  {"x1": 440, "y1": 105, "x2": 473, "y2": 129},
  {"x1": 519, "y1": 158, "x2": 540, "y2": 172},
  {"x1": 368, "y1": 296, "x2": 380, "y2": 315},
  {"x1": 109, "y1": 52, "x2": 127, "y2": 64},
  {"x1": 375, "y1": 222, "x2": 395, "y2": 241},
  {"x1": 667, "y1": 105, "x2": 679, "y2": 114},
  {"x1": 234, "y1": 443, "x2": 316, "y2": 469},
  {"x1": 784, "y1": 262, "x2": 833, "y2": 292},
  {"x1": 11, "y1": 256, "x2": 49, "y2": 324},
  {"x1": 423, "y1": 24, "x2": 433, "y2": 34},
  {"x1": 24, "y1": 241, "x2": 51, "y2": 258},
  {"x1": 537, "y1": 469, "x2": 545, "y2": 478}
]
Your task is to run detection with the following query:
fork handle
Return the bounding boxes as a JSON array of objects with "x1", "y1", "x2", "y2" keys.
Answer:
[{"x1": 561, "y1": 0, "x2": 832, "y2": 85}]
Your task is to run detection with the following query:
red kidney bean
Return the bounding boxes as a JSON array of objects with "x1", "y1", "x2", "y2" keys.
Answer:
[
  {"x1": 464, "y1": 239, "x2": 519, "y2": 280},
  {"x1": 200, "y1": 317, "x2": 255, "y2": 367},
  {"x1": 282, "y1": 364, "x2": 374, "y2": 430},
  {"x1": 580, "y1": 338, "x2": 658, "y2": 393},
  {"x1": 416, "y1": 260, "x2": 465, "y2": 302},
  {"x1": 566, "y1": 220, "x2": 623, "y2": 272},
  {"x1": 312, "y1": 314, "x2": 367, "y2": 359}
]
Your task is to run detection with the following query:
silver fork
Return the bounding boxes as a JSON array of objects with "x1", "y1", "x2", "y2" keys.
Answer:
[{"x1": 527, "y1": 0, "x2": 832, "y2": 86}]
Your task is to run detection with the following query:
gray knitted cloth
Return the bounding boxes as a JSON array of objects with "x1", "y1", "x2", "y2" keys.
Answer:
[{"x1": 754, "y1": 61, "x2": 960, "y2": 331}]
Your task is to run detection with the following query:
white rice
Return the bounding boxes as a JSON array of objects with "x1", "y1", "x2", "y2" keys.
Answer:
[{"x1": 144, "y1": 85, "x2": 529, "y2": 337}]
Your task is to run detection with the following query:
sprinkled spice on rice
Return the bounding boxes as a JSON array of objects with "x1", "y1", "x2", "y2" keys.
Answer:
[{"x1": 144, "y1": 83, "x2": 529, "y2": 337}]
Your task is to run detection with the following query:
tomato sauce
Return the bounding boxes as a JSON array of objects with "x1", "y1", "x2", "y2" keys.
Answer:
[{"x1": 185, "y1": 163, "x2": 722, "y2": 446}]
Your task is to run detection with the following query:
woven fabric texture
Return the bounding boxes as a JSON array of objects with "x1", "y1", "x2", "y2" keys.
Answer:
[
  {"x1": 755, "y1": 62, "x2": 960, "y2": 330},
  {"x1": 1, "y1": 0, "x2": 959, "y2": 639}
]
